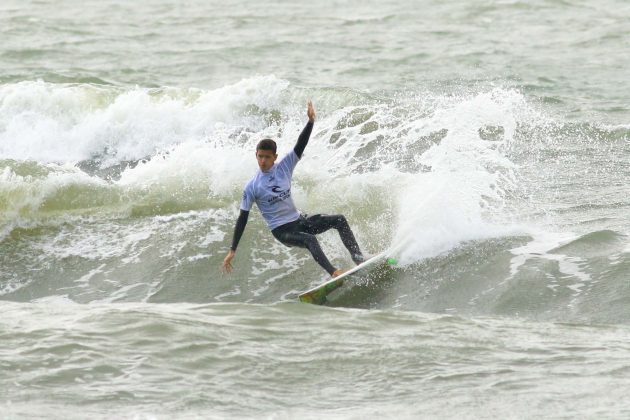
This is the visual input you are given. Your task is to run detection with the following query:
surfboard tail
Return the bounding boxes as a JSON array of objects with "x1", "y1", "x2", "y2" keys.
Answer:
[{"x1": 298, "y1": 278, "x2": 345, "y2": 304}]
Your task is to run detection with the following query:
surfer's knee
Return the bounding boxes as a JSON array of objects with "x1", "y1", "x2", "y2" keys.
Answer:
[
  {"x1": 333, "y1": 214, "x2": 348, "y2": 228},
  {"x1": 303, "y1": 234, "x2": 319, "y2": 250}
]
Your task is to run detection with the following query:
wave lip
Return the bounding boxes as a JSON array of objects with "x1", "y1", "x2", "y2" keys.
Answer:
[{"x1": 550, "y1": 229, "x2": 627, "y2": 258}]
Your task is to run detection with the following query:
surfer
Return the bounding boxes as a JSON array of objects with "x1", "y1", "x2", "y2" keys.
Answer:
[{"x1": 222, "y1": 100, "x2": 365, "y2": 278}]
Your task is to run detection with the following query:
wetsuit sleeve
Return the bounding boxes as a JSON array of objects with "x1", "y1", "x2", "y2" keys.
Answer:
[
  {"x1": 232, "y1": 183, "x2": 254, "y2": 251},
  {"x1": 230, "y1": 209, "x2": 249, "y2": 251},
  {"x1": 293, "y1": 121, "x2": 314, "y2": 159}
]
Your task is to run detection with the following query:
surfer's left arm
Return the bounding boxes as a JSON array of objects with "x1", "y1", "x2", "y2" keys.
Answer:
[{"x1": 294, "y1": 100, "x2": 316, "y2": 159}]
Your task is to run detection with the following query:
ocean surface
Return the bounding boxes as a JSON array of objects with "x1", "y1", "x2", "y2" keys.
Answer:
[{"x1": 2, "y1": 0, "x2": 630, "y2": 418}]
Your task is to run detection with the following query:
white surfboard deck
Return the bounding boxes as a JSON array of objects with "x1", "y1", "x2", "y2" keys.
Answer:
[{"x1": 298, "y1": 251, "x2": 395, "y2": 304}]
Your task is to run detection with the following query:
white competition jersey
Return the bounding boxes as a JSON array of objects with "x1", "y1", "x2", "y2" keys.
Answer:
[{"x1": 240, "y1": 151, "x2": 301, "y2": 230}]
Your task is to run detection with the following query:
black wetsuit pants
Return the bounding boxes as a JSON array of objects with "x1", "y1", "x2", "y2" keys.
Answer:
[{"x1": 271, "y1": 214, "x2": 364, "y2": 275}]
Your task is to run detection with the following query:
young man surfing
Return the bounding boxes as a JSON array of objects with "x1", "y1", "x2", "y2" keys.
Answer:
[{"x1": 222, "y1": 101, "x2": 365, "y2": 278}]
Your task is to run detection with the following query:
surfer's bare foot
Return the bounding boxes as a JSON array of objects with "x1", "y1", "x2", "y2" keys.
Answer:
[
  {"x1": 353, "y1": 253, "x2": 370, "y2": 265},
  {"x1": 332, "y1": 269, "x2": 347, "y2": 278},
  {"x1": 352, "y1": 254, "x2": 364, "y2": 265}
]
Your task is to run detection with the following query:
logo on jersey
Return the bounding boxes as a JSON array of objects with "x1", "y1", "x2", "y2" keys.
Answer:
[{"x1": 267, "y1": 185, "x2": 291, "y2": 205}]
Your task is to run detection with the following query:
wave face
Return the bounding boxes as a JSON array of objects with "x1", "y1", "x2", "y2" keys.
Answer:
[{"x1": 2, "y1": 77, "x2": 629, "y2": 325}]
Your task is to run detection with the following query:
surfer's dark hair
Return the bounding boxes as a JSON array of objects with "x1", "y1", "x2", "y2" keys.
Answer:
[{"x1": 256, "y1": 139, "x2": 277, "y2": 154}]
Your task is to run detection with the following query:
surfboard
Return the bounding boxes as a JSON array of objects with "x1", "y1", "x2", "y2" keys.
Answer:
[{"x1": 298, "y1": 252, "x2": 398, "y2": 305}]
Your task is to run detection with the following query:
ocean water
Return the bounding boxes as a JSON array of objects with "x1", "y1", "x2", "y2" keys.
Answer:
[{"x1": 1, "y1": 0, "x2": 630, "y2": 418}]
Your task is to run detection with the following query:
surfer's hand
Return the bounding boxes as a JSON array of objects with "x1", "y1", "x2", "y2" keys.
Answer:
[
  {"x1": 307, "y1": 100, "x2": 315, "y2": 122},
  {"x1": 222, "y1": 250, "x2": 235, "y2": 274}
]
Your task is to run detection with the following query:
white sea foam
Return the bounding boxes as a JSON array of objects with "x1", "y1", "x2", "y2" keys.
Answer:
[
  {"x1": 2, "y1": 77, "x2": 538, "y2": 271},
  {"x1": 0, "y1": 76, "x2": 289, "y2": 165},
  {"x1": 384, "y1": 89, "x2": 530, "y2": 264}
]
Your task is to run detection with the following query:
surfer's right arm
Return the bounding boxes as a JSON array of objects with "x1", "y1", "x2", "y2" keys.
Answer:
[
  {"x1": 224, "y1": 182, "x2": 255, "y2": 273},
  {"x1": 222, "y1": 209, "x2": 250, "y2": 273}
]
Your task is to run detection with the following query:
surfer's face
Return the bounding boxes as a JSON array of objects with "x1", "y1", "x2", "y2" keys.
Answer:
[{"x1": 256, "y1": 149, "x2": 277, "y2": 171}]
